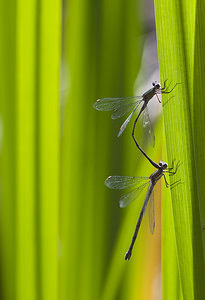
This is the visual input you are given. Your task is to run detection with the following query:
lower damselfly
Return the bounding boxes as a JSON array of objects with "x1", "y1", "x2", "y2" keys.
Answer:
[
  {"x1": 105, "y1": 160, "x2": 180, "y2": 260},
  {"x1": 93, "y1": 80, "x2": 180, "y2": 147}
]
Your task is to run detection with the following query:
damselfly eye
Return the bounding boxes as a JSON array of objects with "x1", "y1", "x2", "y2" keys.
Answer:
[
  {"x1": 155, "y1": 83, "x2": 160, "y2": 89},
  {"x1": 159, "y1": 161, "x2": 163, "y2": 166},
  {"x1": 159, "y1": 161, "x2": 167, "y2": 169}
]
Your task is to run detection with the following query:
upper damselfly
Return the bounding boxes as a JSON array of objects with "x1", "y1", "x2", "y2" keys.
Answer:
[
  {"x1": 105, "y1": 160, "x2": 180, "y2": 260},
  {"x1": 93, "y1": 80, "x2": 180, "y2": 147}
]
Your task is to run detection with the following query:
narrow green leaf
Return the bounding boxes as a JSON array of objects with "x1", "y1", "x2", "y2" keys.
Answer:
[
  {"x1": 37, "y1": 0, "x2": 61, "y2": 299},
  {"x1": 162, "y1": 131, "x2": 182, "y2": 300},
  {"x1": 193, "y1": 0, "x2": 205, "y2": 258},
  {"x1": 0, "y1": 1, "x2": 16, "y2": 299},
  {"x1": 16, "y1": 0, "x2": 37, "y2": 299}
]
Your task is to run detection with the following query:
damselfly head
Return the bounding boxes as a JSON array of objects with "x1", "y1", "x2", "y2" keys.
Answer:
[
  {"x1": 159, "y1": 161, "x2": 168, "y2": 170},
  {"x1": 152, "y1": 81, "x2": 160, "y2": 89}
]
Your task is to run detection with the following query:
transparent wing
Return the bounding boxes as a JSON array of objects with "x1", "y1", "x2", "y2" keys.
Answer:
[
  {"x1": 93, "y1": 96, "x2": 142, "y2": 112},
  {"x1": 119, "y1": 181, "x2": 149, "y2": 208},
  {"x1": 117, "y1": 109, "x2": 136, "y2": 137},
  {"x1": 149, "y1": 189, "x2": 155, "y2": 234},
  {"x1": 105, "y1": 175, "x2": 149, "y2": 190},
  {"x1": 142, "y1": 106, "x2": 155, "y2": 147},
  {"x1": 111, "y1": 100, "x2": 143, "y2": 120}
]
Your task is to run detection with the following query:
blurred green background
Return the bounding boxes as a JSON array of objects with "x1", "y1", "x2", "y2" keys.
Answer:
[{"x1": 1, "y1": 0, "x2": 204, "y2": 299}]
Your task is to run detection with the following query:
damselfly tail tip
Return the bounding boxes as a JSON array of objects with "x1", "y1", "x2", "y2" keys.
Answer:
[
  {"x1": 152, "y1": 139, "x2": 155, "y2": 148},
  {"x1": 124, "y1": 250, "x2": 132, "y2": 261}
]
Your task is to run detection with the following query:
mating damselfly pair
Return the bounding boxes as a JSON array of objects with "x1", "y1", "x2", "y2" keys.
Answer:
[{"x1": 93, "y1": 81, "x2": 181, "y2": 260}]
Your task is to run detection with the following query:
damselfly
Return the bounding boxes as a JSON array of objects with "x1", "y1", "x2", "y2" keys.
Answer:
[
  {"x1": 105, "y1": 160, "x2": 180, "y2": 260},
  {"x1": 93, "y1": 80, "x2": 180, "y2": 146}
]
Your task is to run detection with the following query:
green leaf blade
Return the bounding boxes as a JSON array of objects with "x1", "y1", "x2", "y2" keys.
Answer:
[{"x1": 155, "y1": 0, "x2": 205, "y2": 299}]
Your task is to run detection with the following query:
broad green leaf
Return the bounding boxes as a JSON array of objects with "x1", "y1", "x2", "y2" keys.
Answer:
[
  {"x1": 0, "y1": 0, "x2": 61, "y2": 300},
  {"x1": 59, "y1": 0, "x2": 142, "y2": 300},
  {"x1": 155, "y1": 0, "x2": 205, "y2": 299}
]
